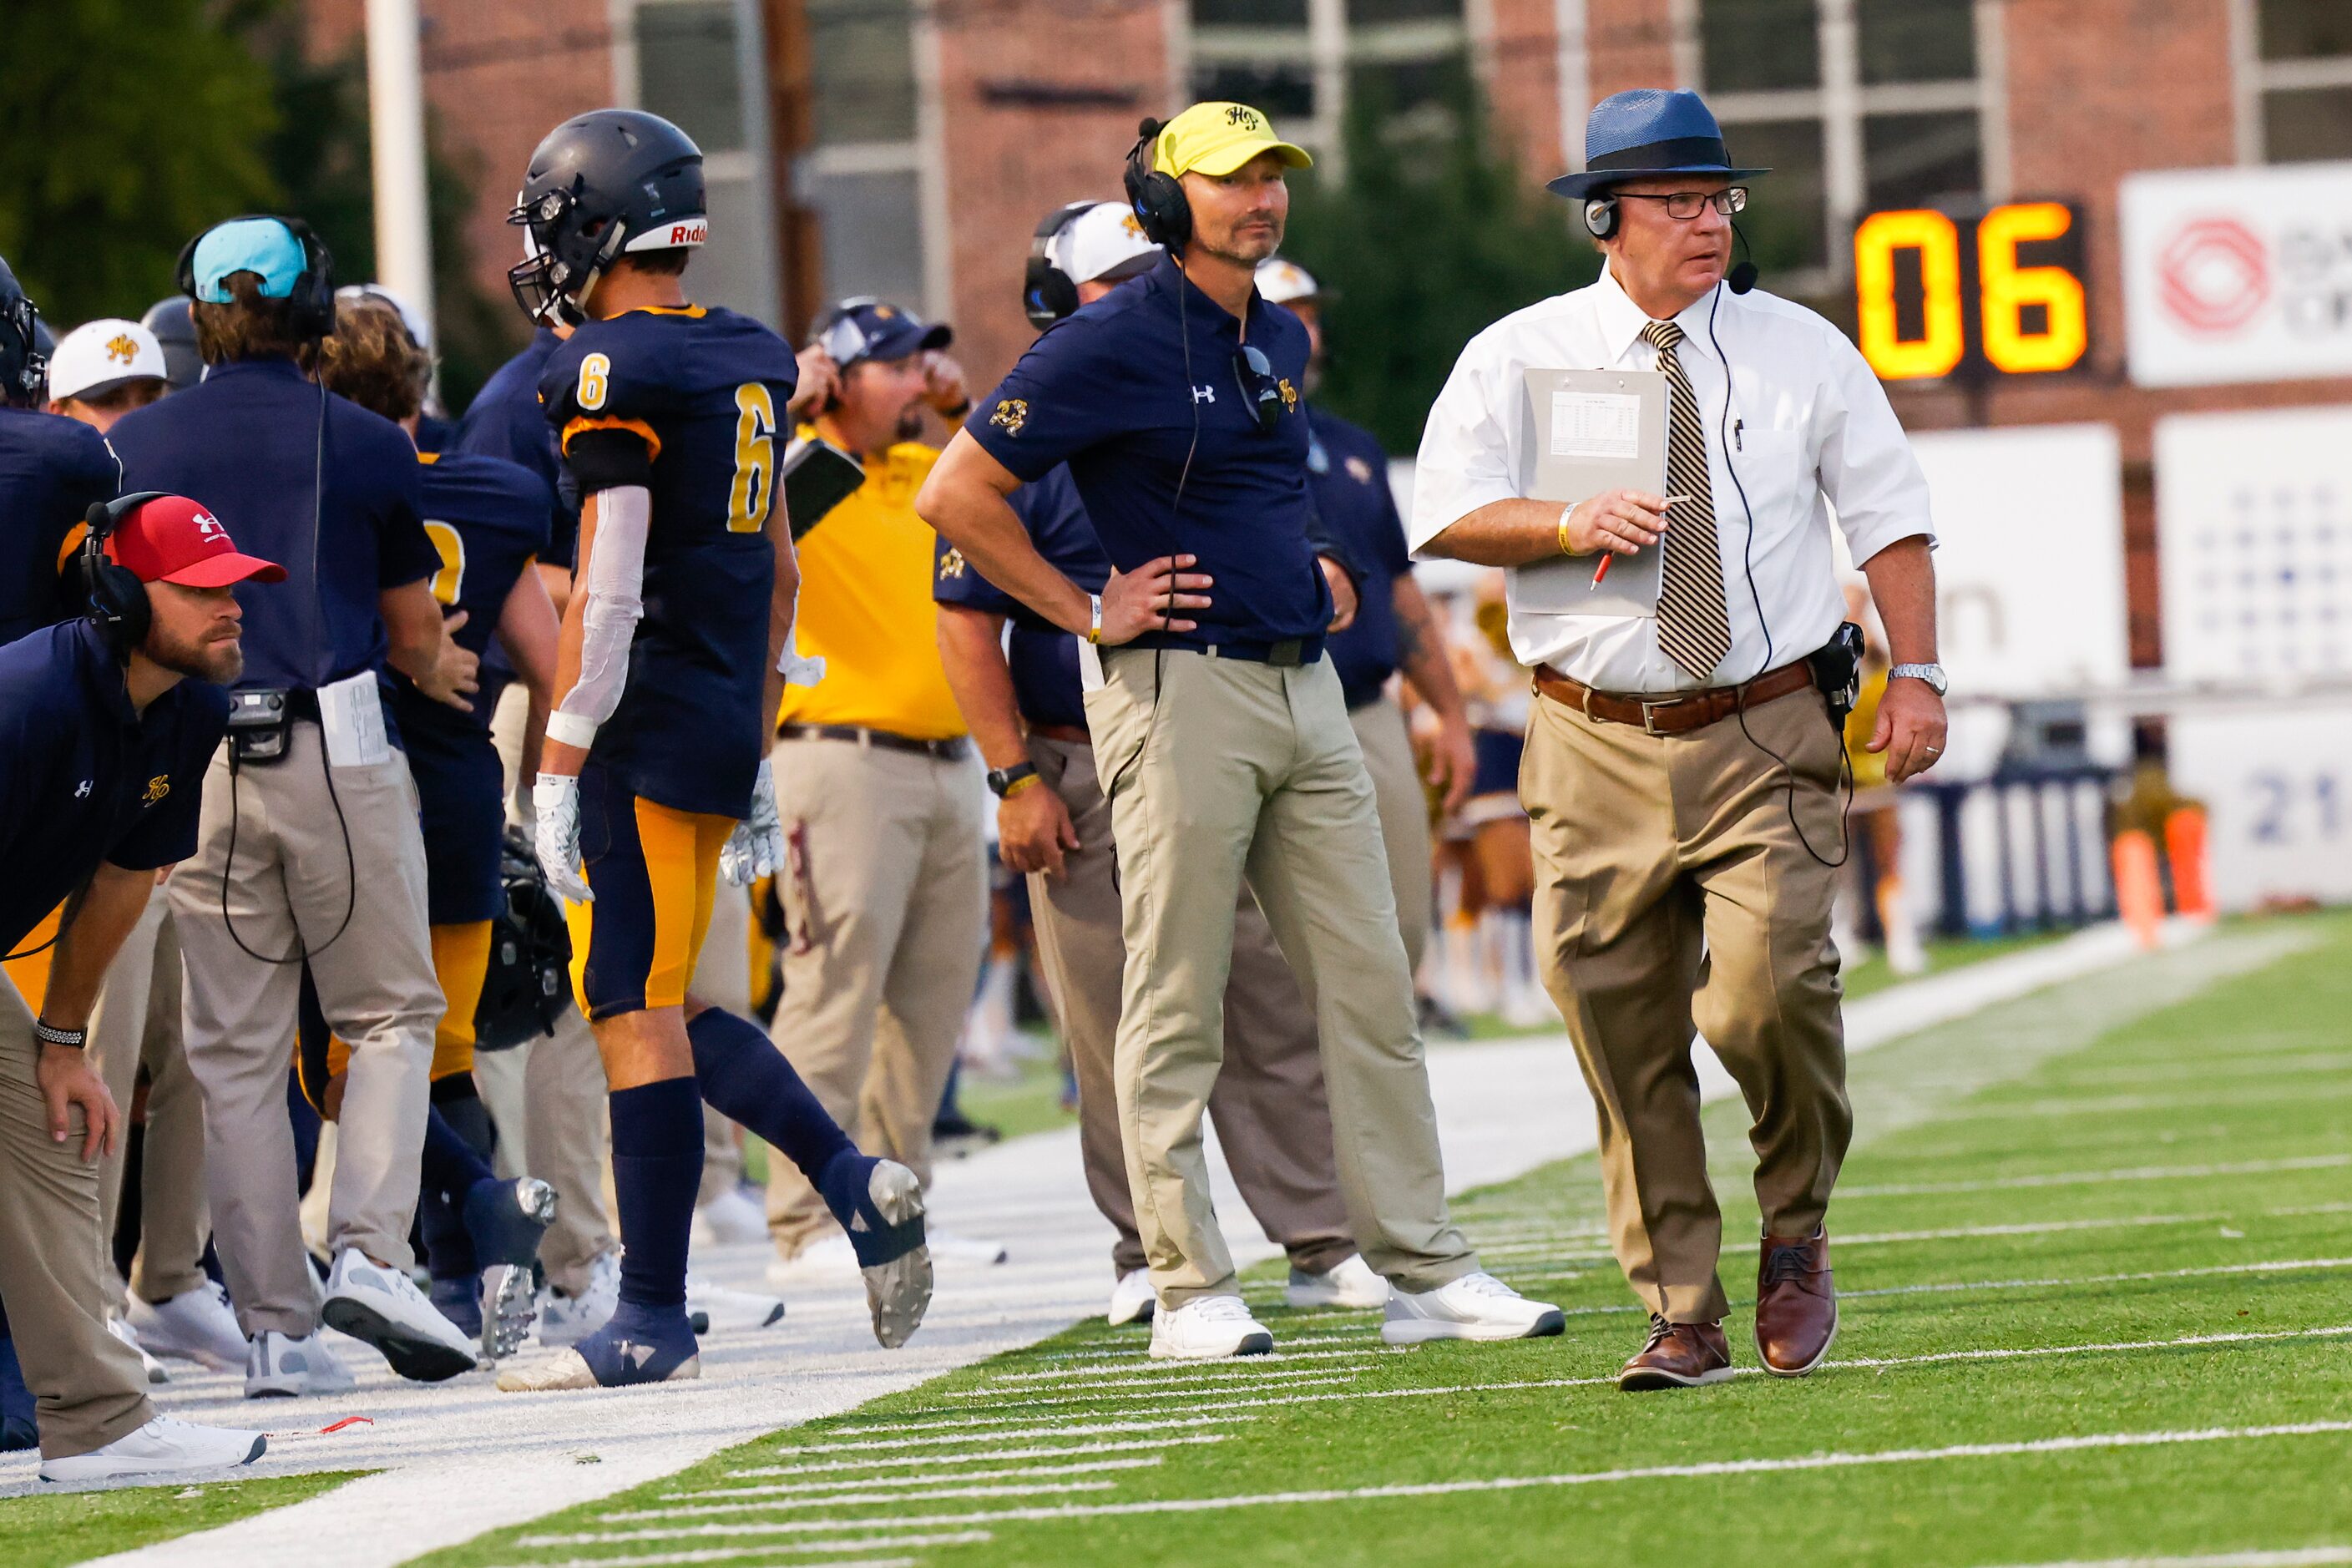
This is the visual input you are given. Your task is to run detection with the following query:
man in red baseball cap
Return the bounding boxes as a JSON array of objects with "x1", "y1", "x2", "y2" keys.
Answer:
[{"x1": 0, "y1": 491, "x2": 282, "y2": 1483}]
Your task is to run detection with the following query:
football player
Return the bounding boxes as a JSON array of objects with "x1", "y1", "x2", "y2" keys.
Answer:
[
  {"x1": 309, "y1": 294, "x2": 564, "y2": 1358},
  {"x1": 0, "y1": 253, "x2": 120, "y2": 643},
  {"x1": 498, "y1": 109, "x2": 931, "y2": 1393}
]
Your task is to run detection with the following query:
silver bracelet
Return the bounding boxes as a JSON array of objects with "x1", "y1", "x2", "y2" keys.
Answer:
[{"x1": 34, "y1": 1020, "x2": 87, "y2": 1050}]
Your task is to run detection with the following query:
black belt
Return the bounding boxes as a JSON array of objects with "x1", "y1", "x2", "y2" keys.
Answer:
[
  {"x1": 284, "y1": 689, "x2": 321, "y2": 721},
  {"x1": 1130, "y1": 633, "x2": 1324, "y2": 667},
  {"x1": 776, "y1": 722, "x2": 969, "y2": 761}
]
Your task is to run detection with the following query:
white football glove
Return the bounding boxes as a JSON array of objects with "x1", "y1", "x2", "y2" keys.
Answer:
[
  {"x1": 720, "y1": 757, "x2": 786, "y2": 887},
  {"x1": 533, "y1": 773, "x2": 593, "y2": 904},
  {"x1": 777, "y1": 647, "x2": 827, "y2": 688}
]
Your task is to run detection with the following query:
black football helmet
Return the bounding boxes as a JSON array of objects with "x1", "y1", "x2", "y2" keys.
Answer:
[
  {"x1": 139, "y1": 297, "x2": 203, "y2": 392},
  {"x1": 506, "y1": 109, "x2": 706, "y2": 326},
  {"x1": 0, "y1": 254, "x2": 46, "y2": 404},
  {"x1": 474, "y1": 827, "x2": 574, "y2": 1052}
]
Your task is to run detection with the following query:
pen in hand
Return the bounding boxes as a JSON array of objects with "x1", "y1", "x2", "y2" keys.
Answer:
[{"x1": 1591, "y1": 496, "x2": 1693, "y2": 589}]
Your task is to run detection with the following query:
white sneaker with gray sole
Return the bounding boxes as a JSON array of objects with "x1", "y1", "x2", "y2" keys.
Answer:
[
  {"x1": 321, "y1": 1249, "x2": 480, "y2": 1382},
  {"x1": 1286, "y1": 1253, "x2": 1390, "y2": 1310},
  {"x1": 38, "y1": 1415, "x2": 266, "y2": 1485},
  {"x1": 1150, "y1": 1294, "x2": 1274, "y2": 1360},
  {"x1": 1106, "y1": 1267, "x2": 1156, "y2": 1327},
  {"x1": 127, "y1": 1282, "x2": 247, "y2": 1372},
  {"x1": 244, "y1": 1329, "x2": 357, "y2": 1399},
  {"x1": 1382, "y1": 1271, "x2": 1565, "y2": 1345}
]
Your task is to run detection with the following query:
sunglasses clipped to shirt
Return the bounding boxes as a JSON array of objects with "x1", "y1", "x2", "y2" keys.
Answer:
[{"x1": 1233, "y1": 344, "x2": 1282, "y2": 434}]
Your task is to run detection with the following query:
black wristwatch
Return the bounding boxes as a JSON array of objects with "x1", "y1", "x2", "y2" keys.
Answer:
[{"x1": 986, "y1": 761, "x2": 1039, "y2": 798}]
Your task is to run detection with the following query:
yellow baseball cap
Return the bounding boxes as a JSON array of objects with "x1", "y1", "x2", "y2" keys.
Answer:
[{"x1": 1152, "y1": 102, "x2": 1313, "y2": 179}]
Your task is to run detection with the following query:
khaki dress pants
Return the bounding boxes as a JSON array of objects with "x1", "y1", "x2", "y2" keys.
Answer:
[
  {"x1": 1025, "y1": 734, "x2": 1355, "y2": 1280},
  {"x1": 1348, "y1": 696, "x2": 1434, "y2": 979},
  {"x1": 0, "y1": 972, "x2": 154, "y2": 1458},
  {"x1": 87, "y1": 892, "x2": 210, "y2": 1310},
  {"x1": 1085, "y1": 648, "x2": 1475, "y2": 1308},
  {"x1": 1522, "y1": 680, "x2": 1852, "y2": 1325},
  {"x1": 169, "y1": 721, "x2": 443, "y2": 1338},
  {"x1": 764, "y1": 736, "x2": 986, "y2": 1255}
]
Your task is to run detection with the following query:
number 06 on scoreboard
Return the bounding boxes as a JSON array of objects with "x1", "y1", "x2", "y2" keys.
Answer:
[{"x1": 1854, "y1": 201, "x2": 2090, "y2": 383}]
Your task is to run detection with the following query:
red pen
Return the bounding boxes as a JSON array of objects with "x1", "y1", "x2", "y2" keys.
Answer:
[{"x1": 1591, "y1": 496, "x2": 1692, "y2": 590}]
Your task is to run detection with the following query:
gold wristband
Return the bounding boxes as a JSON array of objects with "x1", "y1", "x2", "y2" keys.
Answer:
[
  {"x1": 1556, "y1": 505, "x2": 1576, "y2": 557},
  {"x1": 1086, "y1": 591, "x2": 1104, "y2": 645},
  {"x1": 1001, "y1": 773, "x2": 1041, "y2": 799}
]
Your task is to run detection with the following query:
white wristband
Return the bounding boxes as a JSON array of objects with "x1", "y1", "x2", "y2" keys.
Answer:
[{"x1": 546, "y1": 711, "x2": 599, "y2": 749}]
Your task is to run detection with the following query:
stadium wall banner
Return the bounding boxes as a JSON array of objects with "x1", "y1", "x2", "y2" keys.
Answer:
[
  {"x1": 2121, "y1": 160, "x2": 2352, "y2": 387},
  {"x1": 2157, "y1": 404, "x2": 2352, "y2": 908}
]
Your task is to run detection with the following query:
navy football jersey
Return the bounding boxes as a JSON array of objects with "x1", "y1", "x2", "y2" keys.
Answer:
[
  {"x1": 540, "y1": 306, "x2": 798, "y2": 819},
  {"x1": 0, "y1": 405, "x2": 119, "y2": 643},
  {"x1": 398, "y1": 449, "x2": 552, "y2": 924}
]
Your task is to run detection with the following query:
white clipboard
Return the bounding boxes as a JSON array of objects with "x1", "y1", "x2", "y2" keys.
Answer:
[{"x1": 1513, "y1": 367, "x2": 1668, "y2": 620}]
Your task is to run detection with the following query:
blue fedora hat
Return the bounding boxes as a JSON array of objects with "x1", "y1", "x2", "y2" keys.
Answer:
[{"x1": 1546, "y1": 88, "x2": 1770, "y2": 201}]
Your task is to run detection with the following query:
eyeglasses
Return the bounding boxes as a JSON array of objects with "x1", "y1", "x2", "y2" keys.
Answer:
[
  {"x1": 1614, "y1": 187, "x2": 1748, "y2": 220},
  {"x1": 1232, "y1": 344, "x2": 1282, "y2": 434}
]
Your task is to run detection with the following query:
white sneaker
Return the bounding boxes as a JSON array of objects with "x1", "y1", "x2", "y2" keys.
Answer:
[
  {"x1": 127, "y1": 1282, "x2": 247, "y2": 1372},
  {"x1": 1382, "y1": 1270, "x2": 1565, "y2": 1345},
  {"x1": 928, "y1": 1227, "x2": 1009, "y2": 1265},
  {"x1": 1106, "y1": 1267, "x2": 1156, "y2": 1327},
  {"x1": 764, "y1": 1233, "x2": 859, "y2": 1286},
  {"x1": 1149, "y1": 1294, "x2": 1273, "y2": 1361},
  {"x1": 685, "y1": 1275, "x2": 785, "y2": 1333},
  {"x1": 536, "y1": 1249, "x2": 620, "y2": 1348},
  {"x1": 321, "y1": 1249, "x2": 480, "y2": 1382},
  {"x1": 244, "y1": 1330, "x2": 357, "y2": 1399},
  {"x1": 1286, "y1": 1253, "x2": 1391, "y2": 1311},
  {"x1": 692, "y1": 1183, "x2": 769, "y2": 1247},
  {"x1": 38, "y1": 1414, "x2": 265, "y2": 1485}
]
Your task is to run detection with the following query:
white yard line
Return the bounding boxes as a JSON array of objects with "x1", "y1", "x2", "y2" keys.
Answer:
[
  {"x1": 492, "y1": 1552, "x2": 924, "y2": 1568},
  {"x1": 726, "y1": 1436, "x2": 1233, "y2": 1479},
  {"x1": 690, "y1": 1456, "x2": 1161, "y2": 1499},
  {"x1": 1839, "y1": 1155, "x2": 2352, "y2": 1198},
  {"x1": 938, "y1": 1369, "x2": 1353, "y2": 1407},
  {"x1": 981, "y1": 1347, "x2": 1381, "y2": 1385},
  {"x1": 2046, "y1": 1053, "x2": 2352, "y2": 1086},
  {"x1": 792, "y1": 1415, "x2": 1257, "y2": 1452},
  {"x1": 1929, "y1": 1081, "x2": 2352, "y2": 1120},
  {"x1": 562, "y1": 1420, "x2": 2352, "y2": 1535},
  {"x1": 1843, "y1": 1257, "x2": 2352, "y2": 1301}
]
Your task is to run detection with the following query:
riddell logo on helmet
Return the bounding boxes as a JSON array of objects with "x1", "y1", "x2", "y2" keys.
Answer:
[{"x1": 668, "y1": 220, "x2": 708, "y2": 246}]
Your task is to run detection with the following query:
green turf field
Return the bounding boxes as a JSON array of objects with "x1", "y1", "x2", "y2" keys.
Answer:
[
  {"x1": 0, "y1": 1471, "x2": 362, "y2": 1568},
  {"x1": 417, "y1": 911, "x2": 2352, "y2": 1568}
]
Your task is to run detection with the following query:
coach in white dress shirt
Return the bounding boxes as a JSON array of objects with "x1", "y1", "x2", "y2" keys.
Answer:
[{"x1": 1411, "y1": 88, "x2": 1948, "y2": 1392}]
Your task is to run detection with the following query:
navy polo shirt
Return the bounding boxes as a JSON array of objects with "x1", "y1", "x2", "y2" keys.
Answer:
[
  {"x1": 109, "y1": 358, "x2": 437, "y2": 701},
  {"x1": 0, "y1": 620, "x2": 230, "y2": 955},
  {"x1": 933, "y1": 463, "x2": 1106, "y2": 732},
  {"x1": 1308, "y1": 407, "x2": 1413, "y2": 708},
  {"x1": 0, "y1": 406, "x2": 119, "y2": 644},
  {"x1": 454, "y1": 328, "x2": 578, "y2": 571},
  {"x1": 967, "y1": 254, "x2": 1333, "y2": 658}
]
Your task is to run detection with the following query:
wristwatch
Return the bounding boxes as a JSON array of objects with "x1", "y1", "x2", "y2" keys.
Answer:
[
  {"x1": 1889, "y1": 662, "x2": 1949, "y2": 695},
  {"x1": 986, "y1": 761, "x2": 1039, "y2": 799}
]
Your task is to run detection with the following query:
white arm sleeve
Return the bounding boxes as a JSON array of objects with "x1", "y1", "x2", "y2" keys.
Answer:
[{"x1": 547, "y1": 484, "x2": 650, "y2": 749}]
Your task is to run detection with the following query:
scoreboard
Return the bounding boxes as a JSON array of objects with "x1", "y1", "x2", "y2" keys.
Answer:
[{"x1": 1853, "y1": 201, "x2": 2089, "y2": 382}]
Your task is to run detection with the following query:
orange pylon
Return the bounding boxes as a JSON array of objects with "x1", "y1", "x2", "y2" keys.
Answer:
[{"x1": 2112, "y1": 829, "x2": 2164, "y2": 949}]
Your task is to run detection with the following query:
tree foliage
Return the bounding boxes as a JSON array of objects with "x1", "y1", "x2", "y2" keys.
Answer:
[
  {"x1": 0, "y1": 0, "x2": 281, "y2": 326},
  {"x1": 1282, "y1": 59, "x2": 1601, "y2": 456}
]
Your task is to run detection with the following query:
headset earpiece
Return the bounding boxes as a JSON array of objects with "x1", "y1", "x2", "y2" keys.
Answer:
[
  {"x1": 1123, "y1": 118, "x2": 1192, "y2": 251},
  {"x1": 1583, "y1": 196, "x2": 1618, "y2": 240},
  {"x1": 176, "y1": 215, "x2": 337, "y2": 342},
  {"x1": 1023, "y1": 200, "x2": 1095, "y2": 331},
  {"x1": 79, "y1": 492, "x2": 169, "y2": 655}
]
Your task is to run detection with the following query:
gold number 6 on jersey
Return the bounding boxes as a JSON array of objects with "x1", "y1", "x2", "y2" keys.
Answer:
[
  {"x1": 423, "y1": 520, "x2": 467, "y2": 605},
  {"x1": 728, "y1": 382, "x2": 776, "y2": 532},
  {"x1": 577, "y1": 352, "x2": 611, "y2": 411}
]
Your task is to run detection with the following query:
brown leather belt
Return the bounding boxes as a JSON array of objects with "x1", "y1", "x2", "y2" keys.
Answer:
[
  {"x1": 1532, "y1": 660, "x2": 1816, "y2": 736},
  {"x1": 1028, "y1": 723, "x2": 1091, "y2": 746},
  {"x1": 776, "y1": 722, "x2": 970, "y2": 761}
]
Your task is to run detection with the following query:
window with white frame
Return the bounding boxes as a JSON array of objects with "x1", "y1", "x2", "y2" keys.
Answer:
[
  {"x1": 625, "y1": 0, "x2": 782, "y2": 325},
  {"x1": 2245, "y1": 0, "x2": 2352, "y2": 162},
  {"x1": 1689, "y1": 0, "x2": 1996, "y2": 290},
  {"x1": 1186, "y1": 0, "x2": 1470, "y2": 164},
  {"x1": 800, "y1": 0, "x2": 932, "y2": 312}
]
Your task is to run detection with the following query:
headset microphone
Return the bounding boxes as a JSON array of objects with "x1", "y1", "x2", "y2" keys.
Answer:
[{"x1": 1727, "y1": 220, "x2": 1758, "y2": 295}]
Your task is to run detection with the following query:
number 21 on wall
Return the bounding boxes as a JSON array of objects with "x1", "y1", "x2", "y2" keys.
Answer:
[{"x1": 1854, "y1": 201, "x2": 2088, "y2": 382}]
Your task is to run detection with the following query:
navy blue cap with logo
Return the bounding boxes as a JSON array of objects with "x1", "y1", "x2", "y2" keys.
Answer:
[{"x1": 809, "y1": 297, "x2": 953, "y2": 369}]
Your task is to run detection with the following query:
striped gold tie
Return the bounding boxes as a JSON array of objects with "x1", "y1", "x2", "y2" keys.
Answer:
[{"x1": 1640, "y1": 318, "x2": 1732, "y2": 683}]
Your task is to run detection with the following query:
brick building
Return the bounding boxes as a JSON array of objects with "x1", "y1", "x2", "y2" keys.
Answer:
[{"x1": 318, "y1": 0, "x2": 2352, "y2": 663}]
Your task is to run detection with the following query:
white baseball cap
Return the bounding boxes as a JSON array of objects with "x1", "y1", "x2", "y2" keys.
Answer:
[
  {"x1": 47, "y1": 319, "x2": 169, "y2": 403},
  {"x1": 1256, "y1": 258, "x2": 1321, "y2": 306},
  {"x1": 1052, "y1": 200, "x2": 1162, "y2": 287}
]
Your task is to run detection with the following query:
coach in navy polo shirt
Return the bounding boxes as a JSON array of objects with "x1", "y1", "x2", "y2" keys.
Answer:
[
  {"x1": 0, "y1": 493, "x2": 273, "y2": 1476},
  {"x1": 921, "y1": 102, "x2": 1559, "y2": 1361},
  {"x1": 109, "y1": 217, "x2": 488, "y2": 1394},
  {"x1": 0, "y1": 251, "x2": 119, "y2": 643}
]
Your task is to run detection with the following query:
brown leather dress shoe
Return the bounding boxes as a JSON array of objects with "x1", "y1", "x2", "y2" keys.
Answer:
[
  {"x1": 1618, "y1": 1315, "x2": 1732, "y2": 1390},
  {"x1": 1755, "y1": 1227, "x2": 1837, "y2": 1376}
]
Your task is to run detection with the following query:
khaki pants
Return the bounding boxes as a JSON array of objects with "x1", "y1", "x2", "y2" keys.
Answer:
[
  {"x1": 1085, "y1": 648, "x2": 1474, "y2": 1308},
  {"x1": 764, "y1": 736, "x2": 986, "y2": 1254},
  {"x1": 488, "y1": 681, "x2": 615, "y2": 1294},
  {"x1": 1025, "y1": 734, "x2": 1355, "y2": 1279},
  {"x1": 88, "y1": 892, "x2": 210, "y2": 1309},
  {"x1": 1349, "y1": 697, "x2": 1434, "y2": 979},
  {"x1": 170, "y1": 721, "x2": 443, "y2": 1337},
  {"x1": 0, "y1": 972, "x2": 154, "y2": 1458},
  {"x1": 1523, "y1": 680, "x2": 1851, "y2": 1324}
]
